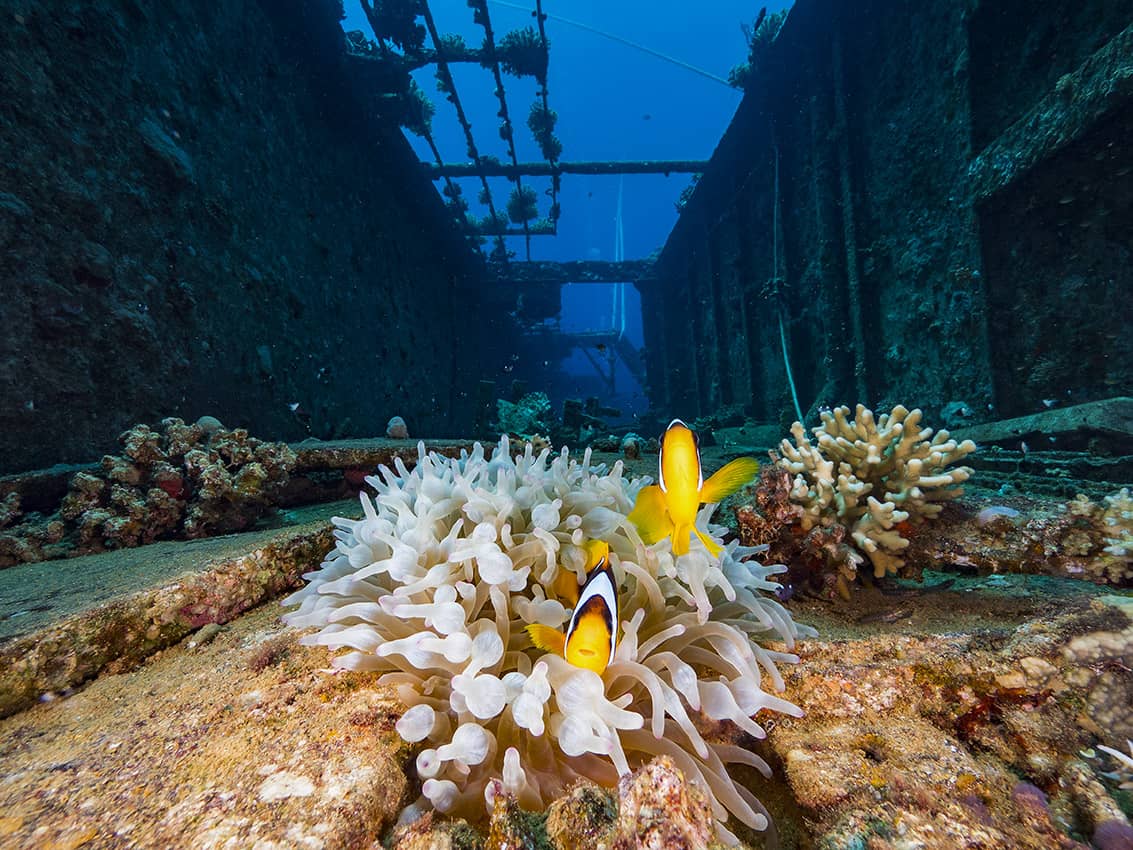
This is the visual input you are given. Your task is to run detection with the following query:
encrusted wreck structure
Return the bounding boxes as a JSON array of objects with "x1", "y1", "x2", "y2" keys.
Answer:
[{"x1": 638, "y1": 0, "x2": 1133, "y2": 432}]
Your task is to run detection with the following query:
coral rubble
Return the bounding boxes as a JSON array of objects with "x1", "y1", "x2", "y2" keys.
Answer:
[
  {"x1": 888, "y1": 488, "x2": 1133, "y2": 588},
  {"x1": 284, "y1": 436, "x2": 807, "y2": 844},
  {"x1": 0, "y1": 417, "x2": 297, "y2": 567}
]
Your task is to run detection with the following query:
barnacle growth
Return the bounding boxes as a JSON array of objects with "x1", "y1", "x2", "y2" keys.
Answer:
[{"x1": 283, "y1": 437, "x2": 807, "y2": 844}]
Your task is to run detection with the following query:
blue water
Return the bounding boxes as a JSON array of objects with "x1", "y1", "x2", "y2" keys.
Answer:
[{"x1": 341, "y1": 1, "x2": 791, "y2": 414}]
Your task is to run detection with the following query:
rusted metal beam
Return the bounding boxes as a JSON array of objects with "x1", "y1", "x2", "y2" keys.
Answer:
[
  {"x1": 467, "y1": 0, "x2": 535, "y2": 257},
  {"x1": 473, "y1": 222, "x2": 556, "y2": 237},
  {"x1": 955, "y1": 397, "x2": 1133, "y2": 444},
  {"x1": 426, "y1": 159, "x2": 709, "y2": 178},
  {"x1": 485, "y1": 260, "x2": 655, "y2": 284},
  {"x1": 419, "y1": 0, "x2": 508, "y2": 259}
]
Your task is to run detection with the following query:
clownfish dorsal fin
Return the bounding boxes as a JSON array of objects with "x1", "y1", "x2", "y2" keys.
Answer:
[
  {"x1": 582, "y1": 539, "x2": 610, "y2": 571},
  {"x1": 552, "y1": 567, "x2": 581, "y2": 607}
]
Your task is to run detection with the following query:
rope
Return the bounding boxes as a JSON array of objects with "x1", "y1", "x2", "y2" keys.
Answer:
[
  {"x1": 488, "y1": 0, "x2": 732, "y2": 87},
  {"x1": 773, "y1": 144, "x2": 803, "y2": 423}
]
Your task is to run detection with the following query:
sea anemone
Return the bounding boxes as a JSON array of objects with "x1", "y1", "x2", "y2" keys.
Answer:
[{"x1": 283, "y1": 437, "x2": 807, "y2": 844}]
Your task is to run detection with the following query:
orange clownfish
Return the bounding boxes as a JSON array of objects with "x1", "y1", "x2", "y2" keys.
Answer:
[
  {"x1": 628, "y1": 419, "x2": 759, "y2": 557},
  {"x1": 526, "y1": 540, "x2": 617, "y2": 674}
]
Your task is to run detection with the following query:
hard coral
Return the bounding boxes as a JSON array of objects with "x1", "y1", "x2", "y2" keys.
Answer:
[
  {"x1": 284, "y1": 436, "x2": 806, "y2": 845},
  {"x1": 0, "y1": 418, "x2": 297, "y2": 567},
  {"x1": 0, "y1": 490, "x2": 66, "y2": 566},
  {"x1": 777, "y1": 404, "x2": 976, "y2": 582},
  {"x1": 1022, "y1": 490, "x2": 1133, "y2": 585},
  {"x1": 1098, "y1": 488, "x2": 1133, "y2": 584}
]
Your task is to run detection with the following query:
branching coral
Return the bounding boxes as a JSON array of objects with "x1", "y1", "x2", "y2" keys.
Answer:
[
  {"x1": 506, "y1": 186, "x2": 539, "y2": 224},
  {"x1": 526, "y1": 102, "x2": 562, "y2": 163},
  {"x1": 399, "y1": 78, "x2": 435, "y2": 138},
  {"x1": 367, "y1": 0, "x2": 426, "y2": 52},
  {"x1": 778, "y1": 404, "x2": 976, "y2": 582},
  {"x1": 283, "y1": 437, "x2": 807, "y2": 845},
  {"x1": 728, "y1": 9, "x2": 787, "y2": 89}
]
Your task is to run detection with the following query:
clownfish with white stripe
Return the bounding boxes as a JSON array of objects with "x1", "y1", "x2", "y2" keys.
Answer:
[
  {"x1": 526, "y1": 540, "x2": 618, "y2": 674},
  {"x1": 628, "y1": 419, "x2": 759, "y2": 557}
]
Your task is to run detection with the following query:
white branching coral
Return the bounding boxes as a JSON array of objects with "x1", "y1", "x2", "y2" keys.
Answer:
[
  {"x1": 283, "y1": 437, "x2": 807, "y2": 845},
  {"x1": 778, "y1": 404, "x2": 976, "y2": 579}
]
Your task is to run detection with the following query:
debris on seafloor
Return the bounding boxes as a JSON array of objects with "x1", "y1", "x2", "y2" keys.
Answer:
[
  {"x1": 495, "y1": 390, "x2": 553, "y2": 438},
  {"x1": 386, "y1": 415, "x2": 410, "y2": 439},
  {"x1": 560, "y1": 396, "x2": 623, "y2": 444},
  {"x1": 0, "y1": 416, "x2": 297, "y2": 567}
]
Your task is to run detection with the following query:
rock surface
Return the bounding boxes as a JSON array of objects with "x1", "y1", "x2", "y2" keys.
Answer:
[
  {"x1": 1, "y1": 472, "x2": 1131, "y2": 849},
  {"x1": 0, "y1": 603, "x2": 411, "y2": 849},
  {"x1": 0, "y1": 501, "x2": 347, "y2": 718},
  {"x1": 768, "y1": 587, "x2": 1133, "y2": 849}
]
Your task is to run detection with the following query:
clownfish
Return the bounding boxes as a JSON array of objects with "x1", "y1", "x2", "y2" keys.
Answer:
[
  {"x1": 628, "y1": 419, "x2": 759, "y2": 557},
  {"x1": 526, "y1": 540, "x2": 617, "y2": 674}
]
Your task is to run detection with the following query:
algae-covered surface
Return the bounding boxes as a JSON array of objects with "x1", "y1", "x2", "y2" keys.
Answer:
[
  {"x1": 0, "y1": 500, "x2": 355, "y2": 643},
  {"x1": 0, "y1": 500, "x2": 359, "y2": 719},
  {"x1": 0, "y1": 562, "x2": 1128, "y2": 850},
  {"x1": 0, "y1": 603, "x2": 411, "y2": 850},
  {"x1": 767, "y1": 590, "x2": 1133, "y2": 850},
  {"x1": 0, "y1": 449, "x2": 1130, "y2": 849}
]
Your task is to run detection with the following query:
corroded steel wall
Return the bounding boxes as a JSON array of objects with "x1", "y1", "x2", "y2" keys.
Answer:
[
  {"x1": 640, "y1": 0, "x2": 1133, "y2": 428},
  {"x1": 0, "y1": 0, "x2": 497, "y2": 472}
]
